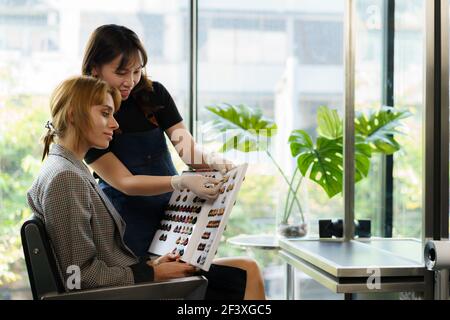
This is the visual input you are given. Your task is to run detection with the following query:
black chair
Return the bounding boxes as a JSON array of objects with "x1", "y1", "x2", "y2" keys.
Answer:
[{"x1": 21, "y1": 216, "x2": 207, "y2": 300}]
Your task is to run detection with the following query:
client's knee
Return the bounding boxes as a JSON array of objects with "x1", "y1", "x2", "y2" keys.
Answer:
[{"x1": 239, "y1": 258, "x2": 262, "y2": 278}]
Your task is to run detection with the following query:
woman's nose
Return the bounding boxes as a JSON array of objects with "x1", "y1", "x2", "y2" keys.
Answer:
[
  {"x1": 124, "y1": 74, "x2": 135, "y2": 87},
  {"x1": 110, "y1": 116, "x2": 119, "y2": 130}
]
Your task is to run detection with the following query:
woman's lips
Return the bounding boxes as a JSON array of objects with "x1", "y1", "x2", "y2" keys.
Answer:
[
  {"x1": 120, "y1": 90, "x2": 130, "y2": 97},
  {"x1": 104, "y1": 133, "x2": 113, "y2": 140}
]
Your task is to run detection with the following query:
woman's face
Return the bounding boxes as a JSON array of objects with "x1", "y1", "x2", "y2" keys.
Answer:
[
  {"x1": 93, "y1": 53, "x2": 142, "y2": 100},
  {"x1": 85, "y1": 93, "x2": 119, "y2": 149}
]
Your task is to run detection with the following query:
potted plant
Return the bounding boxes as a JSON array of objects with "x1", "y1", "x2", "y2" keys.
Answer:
[
  {"x1": 289, "y1": 105, "x2": 411, "y2": 197},
  {"x1": 205, "y1": 103, "x2": 411, "y2": 238}
]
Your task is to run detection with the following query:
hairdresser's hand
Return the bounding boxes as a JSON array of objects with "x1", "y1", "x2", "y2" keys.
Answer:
[
  {"x1": 171, "y1": 175, "x2": 222, "y2": 200},
  {"x1": 205, "y1": 152, "x2": 236, "y2": 174},
  {"x1": 150, "y1": 260, "x2": 197, "y2": 281}
]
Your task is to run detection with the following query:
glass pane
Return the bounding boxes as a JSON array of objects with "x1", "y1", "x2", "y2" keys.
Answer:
[
  {"x1": 198, "y1": 0, "x2": 344, "y2": 299},
  {"x1": 448, "y1": 1, "x2": 450, "y2": 237},
  {"x1": 0, "y1": 0, "x2": 189, "y2": 299},
  {"x1": 354, "y1": 0, "x2": 424, "y2": 239}
]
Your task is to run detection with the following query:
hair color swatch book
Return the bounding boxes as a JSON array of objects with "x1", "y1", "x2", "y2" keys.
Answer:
[{"x1": 148, "y1": 164, "x2": 248, "y2": 271}]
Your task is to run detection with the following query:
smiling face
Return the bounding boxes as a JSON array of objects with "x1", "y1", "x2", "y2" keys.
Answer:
[
  {"x1": 84, "y1": 93, "x2": 119, "y2": 149},
  {"x1": 92, "y1": 53, "x2": 143, "y2": 100}
]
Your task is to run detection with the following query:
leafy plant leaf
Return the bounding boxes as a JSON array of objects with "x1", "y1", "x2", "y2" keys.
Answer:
[
  {"x1": 317, "y1": 106, "x2": 343, "y2": 139},
  {"x1": 289, "y1": 130, "x2": 371, "y2": 198},
  {"x1": 355, "y1": 135, "x2": 372, "y2": 181},
  {"x1": 205, "y1": 104, "x2": 277, "y2": 152},
  {"x1": 355, "y1": 106, "x2": 411, "y2": 154},
  {"x1": 290, "y1": 130, "x2": 343, "y2": 197}
]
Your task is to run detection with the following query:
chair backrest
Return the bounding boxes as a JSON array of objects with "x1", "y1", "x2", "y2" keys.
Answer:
[
  {"x1": 20, "y1": 215, "x2": 208, "y2": 300},
  {"x1": 21, "y1": 216, "x2": 64, "y2": 300}
]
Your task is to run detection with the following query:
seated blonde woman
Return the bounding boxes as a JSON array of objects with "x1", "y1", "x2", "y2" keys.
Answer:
[{"x1": 27, "y1": 76, "x2": 196, "y2": 290}]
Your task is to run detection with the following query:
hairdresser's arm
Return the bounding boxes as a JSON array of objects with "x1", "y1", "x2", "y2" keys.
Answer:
[
  {"x1": 89, "y1": 152, "x2": 221, "y2": 200},
  {"x1": 89, "y1": 152, "x2": 173, "y2": 196},
  {"x1": 166, "y1": 121, "x2": 234, "y2": 173},
  {"x1": 166, "y1": 122, "x2": 211, "y2": 170}
]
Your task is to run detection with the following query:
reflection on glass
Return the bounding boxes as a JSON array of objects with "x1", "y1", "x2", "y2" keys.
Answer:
[{"x1": 354, "y1": 0, "x2": 423, "y2": 239}]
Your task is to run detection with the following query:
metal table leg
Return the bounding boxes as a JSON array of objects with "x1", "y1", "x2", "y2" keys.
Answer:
[
  {"x1": 434, "y1": 270, "x2": 449, "y2": 300},
  {"x1": 286, "y1": 263, "x2": 295, "y2": 300}
]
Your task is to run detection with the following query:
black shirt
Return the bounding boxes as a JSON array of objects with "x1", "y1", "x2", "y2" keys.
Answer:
[{"x1": 85, "y1": 81, "x2": 183, "y2": 165}]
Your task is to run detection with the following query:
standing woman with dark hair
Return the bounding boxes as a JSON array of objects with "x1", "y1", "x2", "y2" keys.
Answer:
[{"x1": 82, "y1": 24, "x2": 265, "y2": 299}]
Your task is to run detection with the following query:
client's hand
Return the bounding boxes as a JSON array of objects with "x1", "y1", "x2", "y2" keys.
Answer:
[
  {"x1": 152, "y1": 252, "x2": 179, "y2": 265},
  {"x1": 150, "y1": 260, "x2": 197, "y2": 281}
]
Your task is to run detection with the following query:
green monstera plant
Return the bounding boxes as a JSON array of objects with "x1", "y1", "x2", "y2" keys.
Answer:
[
  {"x1": 205, "y1": 103, "x2": 305, "y2": 233},
  {"x1": 289, "y1": 105, "x2": 411, "y2": 198},
  {"x1": 205, "y1": 103, "x2": 411, "y2": 236}
]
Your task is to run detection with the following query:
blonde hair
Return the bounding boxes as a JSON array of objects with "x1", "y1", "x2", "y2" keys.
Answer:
[{"x1": 42, "y1": 76, "x2": 121, "y2": 160}]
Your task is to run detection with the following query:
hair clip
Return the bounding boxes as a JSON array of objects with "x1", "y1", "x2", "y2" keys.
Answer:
[{"x1": 45, "y1": 120, "x2": 58, "y2": 135}]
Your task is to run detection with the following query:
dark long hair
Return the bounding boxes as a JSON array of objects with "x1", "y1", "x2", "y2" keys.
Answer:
[{"x1": 82, "y1": 24, "x2": 159, "y2": 114}]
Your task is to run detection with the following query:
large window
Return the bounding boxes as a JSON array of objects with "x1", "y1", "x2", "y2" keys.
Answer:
[
  {"x1": 0, "y1": 0, "x2": 444, "y2": 301},
  {"x1": 198, "y1": 0, "x2": 344, "y2": 299},
  {"x1": 0, "y1": 0, "x2": 189, "y2": 299}
]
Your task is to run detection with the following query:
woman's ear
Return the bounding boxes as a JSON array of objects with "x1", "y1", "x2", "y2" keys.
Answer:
[
  {"x1": 68, "y1": 108, "x2": 74, "y2": 124},
  {"x1": 91, "y1": 66, "x2": 99, "y2": 77}
]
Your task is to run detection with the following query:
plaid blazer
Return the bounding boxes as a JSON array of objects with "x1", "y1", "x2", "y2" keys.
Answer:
[{"x1": 27, "y1": 144, "x2": 139, "y2": 289}]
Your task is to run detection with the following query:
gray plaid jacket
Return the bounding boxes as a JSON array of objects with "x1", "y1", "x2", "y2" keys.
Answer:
[{"x1": 27, "y1": 144, "x2": 140, "y2": 289}]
